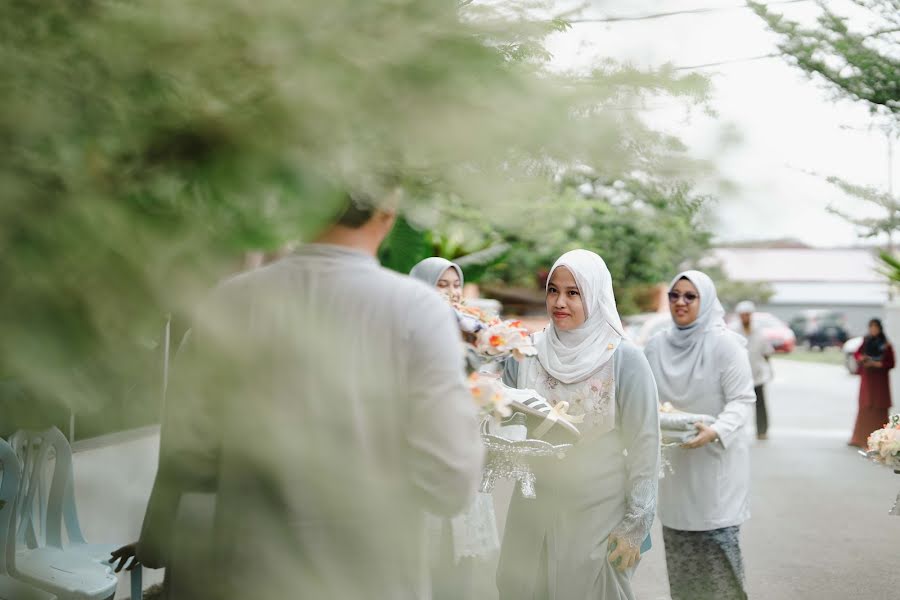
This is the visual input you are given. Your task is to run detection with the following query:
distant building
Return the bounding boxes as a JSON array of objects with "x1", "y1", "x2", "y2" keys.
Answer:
[{"x1": 707, "y1": 246, "x2": 889, "y2": 336}]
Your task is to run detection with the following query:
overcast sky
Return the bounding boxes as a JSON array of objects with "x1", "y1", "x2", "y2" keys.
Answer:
[{"x1": 543, "y1": 0, "x2": 899, "y2": 247}]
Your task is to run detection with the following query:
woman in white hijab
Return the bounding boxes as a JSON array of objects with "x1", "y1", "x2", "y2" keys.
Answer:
[
  {"x1": 497, "y1": 249, "x2": 659, "y2": 600},
  {"x1": 409, "y1": 257, "x2": 500, "y2": 600},
  {"x1": 644, "y1": 271, "x2": 755, "y2": 600}
]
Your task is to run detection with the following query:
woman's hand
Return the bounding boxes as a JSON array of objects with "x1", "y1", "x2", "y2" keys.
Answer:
[
  {"x1": 607, "y1": 533, "x2": 639, "y2": 572},
  {"x1": 110, "y1": 543, "x2": 141, "y2": 573},
  {"x1": 682, "y1": 422, "x2": 718, "y2": 449}
]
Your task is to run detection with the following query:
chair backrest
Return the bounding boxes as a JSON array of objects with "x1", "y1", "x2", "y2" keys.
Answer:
[
  {"x1": 8, "y1": 428, "x2": 84, "y2": 551},
  {"x1": 9, "y1": 430, "x2": 50, "y2": 550},
  {"x1": 0, "y1": 437, "x2": 21, "y2": 575}
]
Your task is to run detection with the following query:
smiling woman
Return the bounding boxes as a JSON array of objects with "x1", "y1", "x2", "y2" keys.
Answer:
[
  {"x1": 668, "y1": 278, "x2": 700, "y2": 328},
  {"x1": 645, "y1": 270, "x2": 756, "y2": 600},
  {"x1": 499, "y1": 249, "x2": 660, "y2": 600},
  {"x1": 546, "y1": 267, "x2": 586, "y2": 330},
  {"x1": 409, "y1": 257, "x2": 464, "y2": 304}
]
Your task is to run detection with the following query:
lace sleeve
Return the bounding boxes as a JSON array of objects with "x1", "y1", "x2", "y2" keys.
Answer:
[
  {"x1": 611, "y1": 343, "x2": 660, "y2": 550},
  {"x1": 611, "y1": 477, "x2": 657, "y2": 550}
]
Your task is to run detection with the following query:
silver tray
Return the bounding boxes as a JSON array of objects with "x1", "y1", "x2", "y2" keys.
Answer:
[{"x1": 479, "y1": 422, "x2": 572, "y2": 499}]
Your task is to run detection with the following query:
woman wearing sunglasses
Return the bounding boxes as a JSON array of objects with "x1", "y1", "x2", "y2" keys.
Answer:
[{"x1": 644, "y1": 271, "x2": 755, "y2": 600}]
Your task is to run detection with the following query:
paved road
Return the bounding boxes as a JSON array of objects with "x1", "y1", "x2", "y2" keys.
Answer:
[{"x1": 633, "y1": 358, "x2": 900, "y2": 599}]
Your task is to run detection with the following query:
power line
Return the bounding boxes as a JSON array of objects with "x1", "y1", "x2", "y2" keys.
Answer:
[
  {"x1": 673, "y1": 52, "x2": 781, "y2": 70},
  {"x1": 569, "y1": 0, "x2": 810, "y2": 24}
]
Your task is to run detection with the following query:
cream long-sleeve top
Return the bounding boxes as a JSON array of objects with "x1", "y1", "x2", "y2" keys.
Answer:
[
  {"x1": 645, "y1": 329, "x2": 756, "y2": 531},
  {"x1": 150, "y1": 243, "x2": 484, "y2": 600},
  {"x1": 735, "y1": 324, "x2": 775, "y2": 387}
]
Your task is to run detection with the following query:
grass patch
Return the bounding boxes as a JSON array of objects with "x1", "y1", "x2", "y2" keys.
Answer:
[{"x1": 772, "y1": 349, "x2": 847, "y2": 367}]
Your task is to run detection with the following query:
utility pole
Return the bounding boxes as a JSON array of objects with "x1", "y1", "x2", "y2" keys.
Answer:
[
  {"x1": 888, "y1": 128, "x2": 895, "y2": 255},
  {"x1": 887, "y1": 128, "x2": 896, "y2": 301}
]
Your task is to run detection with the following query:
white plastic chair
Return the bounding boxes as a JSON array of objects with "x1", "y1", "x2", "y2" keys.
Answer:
[
  {"x1": 0, "y1": 437, "x2": 57, "y2": 600},
  {"x1": 7, "y1": 429, "x2": 118, "y2": 600},
  {"x1": 47, "y1": 429, "x2": 143, "y2": 600}
]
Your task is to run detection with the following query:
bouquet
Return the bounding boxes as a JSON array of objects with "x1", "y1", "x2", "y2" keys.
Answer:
[
  {"x1": 452, "y1": 301, "x2": 498, "y2": 332},
  {"x1": 474, "y1": 320, "x2": 537, "y2": 361},
  {"x1": 866, "y1": 414, "x2": 900, "y2": 470},
  {"x1": 468, "y1": 373, "x2": 514, "y2": 421},
  {"x1": 445, "y1": 298, "x2": 574, "y2": 442},
  {"x1": 448, "y1": 299, "x2": 537, "y2": 362}
]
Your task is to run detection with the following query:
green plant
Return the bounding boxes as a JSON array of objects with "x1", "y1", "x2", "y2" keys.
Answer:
[{"x1": 751, "y1": 0, "x2": 899, "y2": 118}]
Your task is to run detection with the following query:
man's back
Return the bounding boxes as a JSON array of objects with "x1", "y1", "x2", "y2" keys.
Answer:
[{"x1": 161, "y1": 244, "x2": 483, "y2": 599}]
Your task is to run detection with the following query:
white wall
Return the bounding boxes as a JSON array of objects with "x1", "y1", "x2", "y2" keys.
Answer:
[{"x1": 881, "y1": 301, "x2": 900, "y2": 418}]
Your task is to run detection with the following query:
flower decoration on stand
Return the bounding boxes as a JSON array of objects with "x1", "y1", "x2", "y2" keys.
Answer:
[
  {"x1": 863, "y1": 414, "x2": 900, "y2": 515},
  {"x1": 866, "y1": 414, "x2": 900, "y2": 470}
]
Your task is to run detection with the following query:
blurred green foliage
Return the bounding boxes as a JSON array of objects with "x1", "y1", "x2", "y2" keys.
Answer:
[
  {"x1": 751, "y1": 0, "x2": 899, "y2": 119},
  {"x1": 382, "y1": 171, "x2": 713, "y2": 309},
  {"x1": 0, "y1": 0, "x2": 713, "y2": 428},
  {"x1": 754, "y1": 0, "x2": 898, "y2": 291}
]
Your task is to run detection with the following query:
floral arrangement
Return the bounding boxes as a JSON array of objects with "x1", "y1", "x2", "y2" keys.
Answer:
[
  {"x1": 866, "y1": 414, "x2": 900, "y2": 470},
  {"x1": 442, "y1": 298, "x2": 538, "y2": 422},
  {"x1": 468, "y1": 373, "x2": 514, "y2": 421},
  {"x1": 474, "y1": 320, "x2": 537, "y2": 360},
  {"x1": 453, "y1": 301, "x2": 497, "y2": 326},
  {"x1": 453, "y1": 303, "x2": 496, "y2": 335},
  {"x1": 448, "y1": 300, "x2": 537, "y2": 361}
]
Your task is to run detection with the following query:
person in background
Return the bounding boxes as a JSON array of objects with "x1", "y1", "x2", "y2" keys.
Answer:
[
  {"x1": 409, "y1": 257, "x2": 499, "y2": 600},
  {"x1": 849, "y1": 318, "x2": 894, "y2": 449},
  {"x1": 645, "y1": 271, "x2": 755, "y2": 600},
  {"x1": 734, "y1": 301, "x2": 774, "y2": 440},
  {"x1": 410, "y1": 257, "x2": 464, "y2": 304}
]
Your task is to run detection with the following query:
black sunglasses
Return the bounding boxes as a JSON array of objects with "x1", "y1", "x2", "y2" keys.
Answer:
[{"x1": 668, "y1": 291, "x2": 699, "y2": 304}]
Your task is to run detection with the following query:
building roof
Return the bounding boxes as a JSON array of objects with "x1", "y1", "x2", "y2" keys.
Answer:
[
  {"x1": 769, "y1": 282, "x2": 887, "y2": 306},
  {"x1": 708, "y1": 247, "x2": 884, "y2": 284}
]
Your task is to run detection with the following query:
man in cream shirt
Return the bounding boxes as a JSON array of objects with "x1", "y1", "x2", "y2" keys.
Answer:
[
  {"x1": 735, "y1": 300, "x2": 774, "y2": 440},
  {"x1": 145, "y1": 190, "x2": 484, "y2": 600}
]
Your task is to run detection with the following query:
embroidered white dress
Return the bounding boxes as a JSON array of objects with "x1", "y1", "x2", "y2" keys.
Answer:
[{"x1": 497, "y1": 339, "x2": 659, "y2": 600}]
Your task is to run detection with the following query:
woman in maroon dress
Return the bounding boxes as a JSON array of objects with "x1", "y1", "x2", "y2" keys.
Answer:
[{"x1": 850, "y1": 319, "x2": 894, "y2": 448}]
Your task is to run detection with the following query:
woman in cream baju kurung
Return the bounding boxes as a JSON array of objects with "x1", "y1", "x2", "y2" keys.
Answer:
[
  {"x1": 644, "y1": 270, "x2": 755, "y2": 600},
  {"x1": 497, "y1": 250, "x2": 659, "y2": 600}
]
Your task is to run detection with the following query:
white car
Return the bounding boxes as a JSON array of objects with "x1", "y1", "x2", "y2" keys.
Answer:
[{"x1": 843, "y1": 336, "x2": 863, "y2": 374}]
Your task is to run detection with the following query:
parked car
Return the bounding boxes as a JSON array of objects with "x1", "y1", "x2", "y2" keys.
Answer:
[
  {"x1": 843, "y1": 336, "x2": 864, "y2": 374},
  {"x1": 623, "y1": 312, "x2": 672, "y2": 348},
  {"x1": 789, "y1": 310, "x2": 850, "y2": 350},
  {"x1": 726, "y1": 312, "x2": 796, "y2": 353}
]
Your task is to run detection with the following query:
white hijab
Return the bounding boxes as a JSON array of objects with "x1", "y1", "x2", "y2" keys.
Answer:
[
  {"x1": 649, "y1": 270, "x2": 734, "y2": 402},
  {"x1": 536, "y1": 249, "x2": 625, "y2": 385},
  {"x1": 409, "y1": 257, "x2": 464, "y2": 287}
]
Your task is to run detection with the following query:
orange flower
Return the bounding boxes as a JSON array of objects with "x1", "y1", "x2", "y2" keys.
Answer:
[{"x1": 489, "y1": 335, "x2": 504, "y2": 347}]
